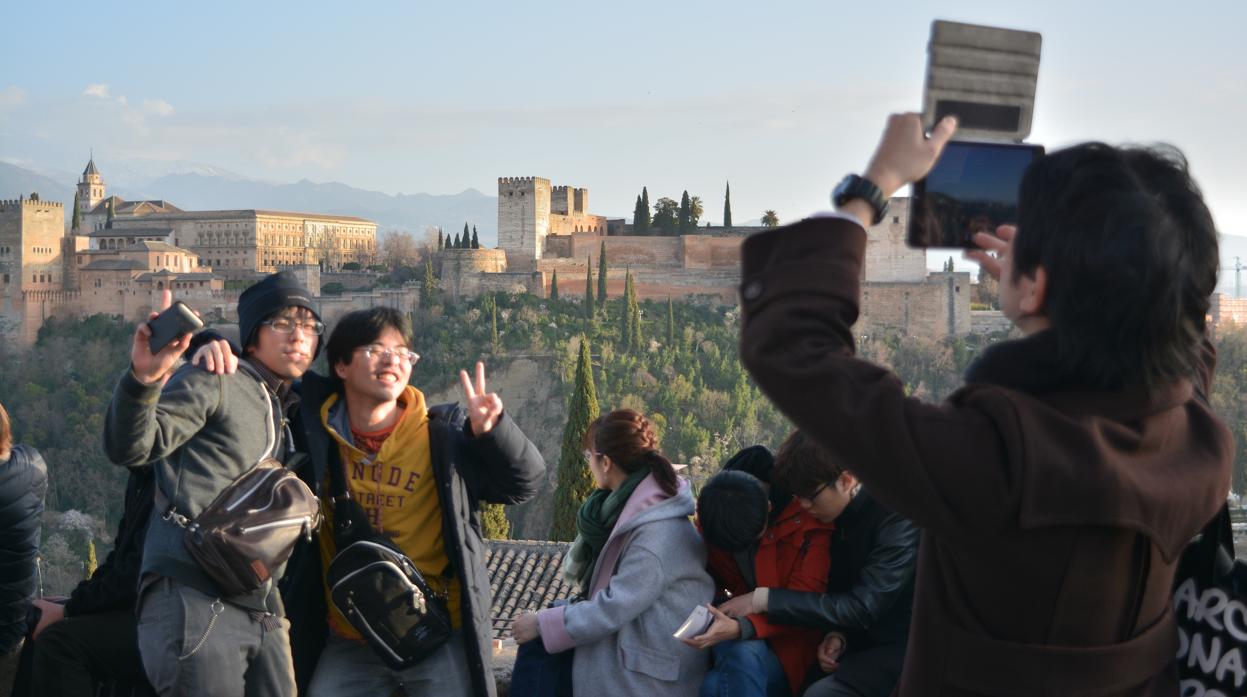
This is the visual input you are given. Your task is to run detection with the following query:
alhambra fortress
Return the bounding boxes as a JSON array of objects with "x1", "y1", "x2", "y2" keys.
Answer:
[{"x1": 6, "y1": 160, "x2": 1245, "y2": 346}]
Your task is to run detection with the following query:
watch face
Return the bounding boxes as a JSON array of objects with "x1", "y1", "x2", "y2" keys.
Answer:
[{"x1": 833, "y1": 176, "x2": 856, "y2": 205}]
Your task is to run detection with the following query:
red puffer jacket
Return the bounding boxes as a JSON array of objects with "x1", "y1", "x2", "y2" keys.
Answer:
[{"x1": 705, "y1": 498, "x2": 832, "y2": 695}]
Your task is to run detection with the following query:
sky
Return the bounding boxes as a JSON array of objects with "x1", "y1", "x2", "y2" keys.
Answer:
[{"x1": 2, "y1": 0, "x2": 1246, "y2": 240}]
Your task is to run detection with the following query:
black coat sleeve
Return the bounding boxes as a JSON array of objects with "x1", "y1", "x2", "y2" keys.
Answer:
[
  {"x1": 63, "y1": 469, "x2": 154, "y2": 617},
  {"x1": 457, "y1": 411, "x2": 546, "y2": 506},
  {"x1": 766, "y1": 510, "x2": 919, "y2": 632}
]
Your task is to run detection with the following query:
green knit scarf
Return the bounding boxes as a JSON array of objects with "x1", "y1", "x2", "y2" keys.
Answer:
[{"x1": 561, "y1": 465, "x2": 652, "y2": 596}]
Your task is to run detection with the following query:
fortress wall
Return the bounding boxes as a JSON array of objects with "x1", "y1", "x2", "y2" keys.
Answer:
[
  {"x1": 858, "y1": 271, "x2": 971, "y2": 338},
  {"x1": 680, "y1": 235, "x2": 745, "y2": 269}
]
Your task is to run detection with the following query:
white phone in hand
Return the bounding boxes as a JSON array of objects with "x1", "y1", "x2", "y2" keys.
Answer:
[{"x1": 673, "y1": 605, "x2": 713, "y2": 640}]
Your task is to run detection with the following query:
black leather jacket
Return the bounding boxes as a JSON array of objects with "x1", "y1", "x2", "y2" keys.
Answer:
[{"x1": 766, "y1": 489, "x2": 918, "y2": 650}]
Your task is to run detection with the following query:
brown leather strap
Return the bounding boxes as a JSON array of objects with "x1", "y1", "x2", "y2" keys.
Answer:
[{"x1": 943, "y1": 609, "x2": 1178, "y2": 696}]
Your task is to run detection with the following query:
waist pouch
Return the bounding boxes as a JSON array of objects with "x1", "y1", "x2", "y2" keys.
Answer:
[
  {"x1": 325, "y1": 499, "x2": 452, "y2": 669},
  {"x1": 176, "y1": 457, "x2": 321, "y2": 597}
]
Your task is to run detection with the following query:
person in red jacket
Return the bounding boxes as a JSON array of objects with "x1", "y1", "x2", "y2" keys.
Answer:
[{"x1": 684, "y1": 445, "x2": 832, "y2": 697}]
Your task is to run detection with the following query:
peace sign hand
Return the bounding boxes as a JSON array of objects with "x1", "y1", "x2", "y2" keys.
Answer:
[{"x1": 460, "y1": 361, "x2": 504, "y2": 435}]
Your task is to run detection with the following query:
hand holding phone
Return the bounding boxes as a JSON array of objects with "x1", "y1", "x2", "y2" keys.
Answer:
[
  {"x1": 130, "y1": 291, "x2": 202, "y2": 384},
  {"x1": 147, "y1": 301, "x2": 204, "y2": 354}
]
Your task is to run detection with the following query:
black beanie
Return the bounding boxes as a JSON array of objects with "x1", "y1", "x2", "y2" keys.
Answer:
[
  {"x1": 698, "y1": 470, "x2": 769, "y2": 553},
  {"x1": 237, "y1": 271, "x2": 322, "y2": 358}
]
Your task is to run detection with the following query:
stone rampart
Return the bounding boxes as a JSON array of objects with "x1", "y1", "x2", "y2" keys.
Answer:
[{"x1": 859, "y1": 272, "x2": 971, "y2": 338}]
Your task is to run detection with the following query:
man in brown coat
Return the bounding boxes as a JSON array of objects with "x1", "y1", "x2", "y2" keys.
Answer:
[{"x1": 738, "y1": 113, "x2": 1233, "y2": 696}]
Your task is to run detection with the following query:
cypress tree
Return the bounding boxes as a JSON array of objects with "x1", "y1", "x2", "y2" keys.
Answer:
[
  {"x1": 666, "y1": 297, "x2": 676, "y2": 348},
  {"x1": 628, "y1": 272, "x2": 642, "y2": 351},
  {"x1": 463, "y1": 222, "x2": 470, "y2": 245},
  {"x1": 550, "y1": 269, "x2": 560, "y2": 300},
  {"x1": 472, "y1": 226, "x2": 480, "y2": 249},
  {"x1": 482, "y1": 504, "x2": 510, "y2": 539},
  {"x1": 639, "y1": 187, "x2": 651, "y2": 231},
  {"x1": 678, "y1": 191, "x2": 691, "y2": 235},
  {"x1": 490, "y1": 295, "x2": 499, "y2": 353},
  {"x1": 71, "y1": 190, "x2": 82, "y2": 232},
  {"x1": 421, "y1": 258, "x2": 438, "y2": 307},
  {"x1": 597, "y1": 241, "x2": 608, "y2": 309},
  {"x1": 633, "y1": 195, "x2": 645, "y2": 233},
  {"x1": 437, "y1": 229, "x2": 444, "y2": 250},
  {"x1": 584, "y1": 256, "x2": 594, "y2": 321},
  {"x1": 550, "y1": 337, "x2": 600, "y2": 541},
  {"x1": 723, "y1": 181, "x2": 732, "y2": 228},
  {"x1": 105, "y1": 198, "x2": 115, "y2": 228}
]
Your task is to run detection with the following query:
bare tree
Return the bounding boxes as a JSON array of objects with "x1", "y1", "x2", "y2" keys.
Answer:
[{"x1": 379, "y1": 229, "x2": 420, "y2": 270}]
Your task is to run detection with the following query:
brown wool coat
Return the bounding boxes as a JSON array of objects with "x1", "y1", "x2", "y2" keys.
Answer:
[{"x1": 738, "y1": 217, "x2": 1234, "y2": 696}]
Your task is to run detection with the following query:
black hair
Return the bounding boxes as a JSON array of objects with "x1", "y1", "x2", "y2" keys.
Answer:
[
  {"x1": 325, "y1": 307, "x2": 415, "y2": 388},
  {"x1": 773, "y1": 430, "x2": 845, "y2": 500},
  {"x1": 697, "y1": 470, "x2": 769, "y2": 552},
  {"x1": 584, "y1": 409, "x2": 679, "y2": 496},
  {"x1": 1011, "y1": 143, "x2": 1219, "y2": 391}
]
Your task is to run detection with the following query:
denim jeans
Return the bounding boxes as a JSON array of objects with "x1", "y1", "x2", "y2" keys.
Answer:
[
  {"x1": 699, "y1": 639, "x2": 789, "y2": 697},
  {"x1": 306, "y1": 630, "x2": 469, "y2": 697},
  {"x1": 136, "y1": 578, "x2": 294, "y2": 697},
  {"x1": 510, "y1": 638, "x2": 573, "y2": 697}
]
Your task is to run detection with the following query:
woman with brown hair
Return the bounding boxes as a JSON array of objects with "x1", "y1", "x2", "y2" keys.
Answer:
[
  {"x1": 0, "y1": 402, "x2": 48, "y2": 697},
  {"x1": 513, "y1": 409, "x2": 713, "y2": 696}
]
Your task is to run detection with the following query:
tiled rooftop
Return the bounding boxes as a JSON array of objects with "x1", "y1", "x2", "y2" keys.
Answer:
[{"x1": 485, "y1": 539, "x2": 575, "y2": 639}]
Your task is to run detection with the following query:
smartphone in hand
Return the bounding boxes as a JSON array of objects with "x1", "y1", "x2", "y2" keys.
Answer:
[{"x1": 147, "y1": 301, "x2": 204, "y2": 354}]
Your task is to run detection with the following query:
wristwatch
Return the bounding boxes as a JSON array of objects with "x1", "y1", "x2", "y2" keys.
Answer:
[{"x1": 832, "y1": 174, "x2": 888, "y2": 226}]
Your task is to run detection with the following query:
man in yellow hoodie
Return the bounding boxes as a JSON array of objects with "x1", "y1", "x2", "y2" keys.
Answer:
[{"x1": 288, "y1": 307, "x2": 545, "y2": 697}]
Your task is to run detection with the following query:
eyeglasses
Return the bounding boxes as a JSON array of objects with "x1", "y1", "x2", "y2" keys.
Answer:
[
  {"x1": 358, "y1": 344, "x2": 420, "y2": 366},
  {"x1": 796, "y1": 483, "x2": 829, "y2": 504},
  {"x1": 263, "y1": 318, "x2": 326, "y2": 336},
  {"x1": 582, "y1": 450, "x2": 600, "y2": 461}
]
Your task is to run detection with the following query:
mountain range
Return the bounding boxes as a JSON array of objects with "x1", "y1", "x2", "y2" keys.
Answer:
[{"x1": 0, "y1": 161, "x2": 500, "y2": 247}]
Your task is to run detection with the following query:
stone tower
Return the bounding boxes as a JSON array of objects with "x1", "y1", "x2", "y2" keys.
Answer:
[
  {"x1": 0, "y1": 197, "x2": 68, "y2": 343},
  {"x1": 497, "y1": 177, "x2": 551, "y2": 271},
  {"x1": 77, "y1": 155, "x2": 105, "y2": 219}
]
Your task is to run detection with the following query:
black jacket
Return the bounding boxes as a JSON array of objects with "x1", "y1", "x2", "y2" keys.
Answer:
[
  {"x1": 766, "y1": 489, "x2": 918, "y2": 651},
  {"x1": 280, "y1": 371, "x2": 546, "y2": 696},
  {"x1": 63, "y1": 467, "x2": 155, "y2": 617},
  {"x1": 0, "y1": 445, "x2": 48, "y2": 652}
]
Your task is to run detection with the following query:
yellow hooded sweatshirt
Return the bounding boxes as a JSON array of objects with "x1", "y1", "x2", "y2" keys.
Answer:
[{"x1": 318, "y1": 385, "x2": 462, "y2": 640}]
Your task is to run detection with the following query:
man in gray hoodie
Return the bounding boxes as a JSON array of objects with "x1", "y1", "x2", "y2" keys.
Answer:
[{"x1": 103, "y1": 272, "x2": 322, "y2": 697}]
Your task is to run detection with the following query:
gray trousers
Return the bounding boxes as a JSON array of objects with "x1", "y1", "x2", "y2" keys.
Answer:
[
  {"x1": 137, "y1": 578, "x2": 294, "y2": 697},
  {"x1": 306, "y1": 629, "x2": 470, "y2": 697}
]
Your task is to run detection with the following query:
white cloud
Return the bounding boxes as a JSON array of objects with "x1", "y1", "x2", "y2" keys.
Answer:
[
  {"x1": 142, "y1": 99, "x2": 175, "y2": 117},
  {"x1": 0, "y1": 87, "x2": 26, "y2": 111},
  {"x1": 83, "y1": 83, "x2": 110, "y2": 99}
]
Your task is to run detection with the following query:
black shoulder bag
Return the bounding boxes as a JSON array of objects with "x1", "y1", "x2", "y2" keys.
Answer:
[
  {"x1": 1173, "y1": 503, "x2": 1247, "y2": 695},
  {"x1": 323, "y1": 438, "x2": 452, "y2": 669}
]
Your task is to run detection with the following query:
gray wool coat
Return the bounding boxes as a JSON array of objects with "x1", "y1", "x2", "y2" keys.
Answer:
[{"x1": 537, "y1": 476, "x2": 713, "y2": 697}]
